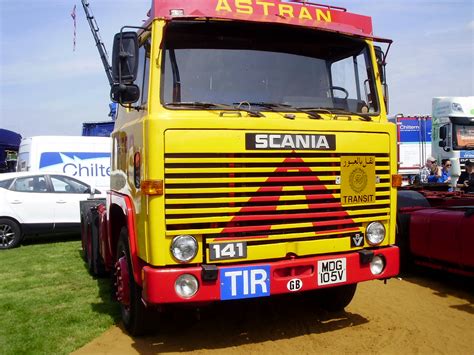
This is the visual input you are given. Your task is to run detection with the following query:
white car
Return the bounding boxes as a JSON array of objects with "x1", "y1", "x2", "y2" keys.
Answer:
[{"x1": 0, "y1": 172, "x2": 102, "y2": 249}]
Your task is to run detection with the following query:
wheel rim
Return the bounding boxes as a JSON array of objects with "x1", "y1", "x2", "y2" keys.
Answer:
[
  {"x1": 115, "y1": 255, "x2": 131, "y2": 308},
  {"x1": 0, "y1": 224, "x2": 15, "y2": 248}
]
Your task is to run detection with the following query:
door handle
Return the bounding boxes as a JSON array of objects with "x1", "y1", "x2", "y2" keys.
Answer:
[
  {"x1": 11, "y1": 200, "x2": 22, "y2": 204},
  {"x1": 56, "y1": 200, "x2": 67, "y2": 204}
]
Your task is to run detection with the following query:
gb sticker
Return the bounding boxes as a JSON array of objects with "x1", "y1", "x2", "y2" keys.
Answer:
[{"x1": 287, "y1": 278, "x2": 303, "y2": 292}]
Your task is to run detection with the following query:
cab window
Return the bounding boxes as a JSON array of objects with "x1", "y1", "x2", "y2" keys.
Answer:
[{"x1": 135, "y1": 37, "x2": 151, "y2": 106}]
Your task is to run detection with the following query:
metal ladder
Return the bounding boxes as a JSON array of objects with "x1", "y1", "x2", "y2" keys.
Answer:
[{"x1": 81, "y1": 0, "x2": 114, "y2": 86}]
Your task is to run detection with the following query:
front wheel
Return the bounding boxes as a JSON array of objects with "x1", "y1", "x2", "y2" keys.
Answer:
[
  {"x1": 0, "y1": 218, "x2": 22, "y2": 249},
  {"x1": 317, "y1": 283, "x2": 357, "y2": 312},
  {"x1": 115, "y1": 227, "x2": 154, "y2": 336}
]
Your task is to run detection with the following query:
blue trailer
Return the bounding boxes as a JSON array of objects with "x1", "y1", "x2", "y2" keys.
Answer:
[{"x1": 82, "y1": 121, "x2": 114, "y2": 137}]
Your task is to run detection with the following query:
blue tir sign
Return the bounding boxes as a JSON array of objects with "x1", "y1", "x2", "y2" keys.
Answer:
[
  {"x1": 220, "y1": 265, "x2": 270, "y2": 300},
  {"x1": 39, "y1": 152, "x2": 111, "y2": 177}
]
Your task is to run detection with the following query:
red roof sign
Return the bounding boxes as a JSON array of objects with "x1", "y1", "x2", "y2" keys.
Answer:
[{"x1": 149, "y1": 0, "x2": 375, "y2": 38}]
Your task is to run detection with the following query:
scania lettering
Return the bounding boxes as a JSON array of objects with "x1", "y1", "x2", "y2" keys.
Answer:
[
  {"x1": 248, "y1": 133, "x2": 335, "y2": 150},
  {"x1": 79, "y1": 0, "x2": 400, "y2": 335}
]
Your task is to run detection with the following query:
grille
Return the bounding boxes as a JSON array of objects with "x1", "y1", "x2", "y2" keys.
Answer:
[{"x1": 164, "y1": 152, "x2": 391, "y2": 244}]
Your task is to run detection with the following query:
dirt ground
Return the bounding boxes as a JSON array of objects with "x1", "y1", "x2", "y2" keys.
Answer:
[{"x1": 74, "y1": 270, "x2": 474, "y2": 354}]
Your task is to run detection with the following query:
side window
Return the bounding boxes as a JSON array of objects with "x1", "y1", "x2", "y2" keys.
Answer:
[
  {"x1": 11, "y1": 176, "x2": 48, "y2": 193},
  {"x1": 50, "y1": 175, "x2": 90, "y2": 194},
  {"x1": 331, "y1": 49, "x2": 378, "y2": 113},
  {"x1": 135, "y1": 37, "x2": 151, "y2": 106},
  {"x1": 0, "y1": 179, "x2": 13, "y2": 189}
]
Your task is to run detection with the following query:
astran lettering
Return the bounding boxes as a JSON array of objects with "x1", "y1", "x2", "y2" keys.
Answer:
[
  {"x1": 215, "y1": 0, "x2": 332, "y2": 22},
  {"x1": 247, "y1": 133, "x2": 336, "y2": 150}
]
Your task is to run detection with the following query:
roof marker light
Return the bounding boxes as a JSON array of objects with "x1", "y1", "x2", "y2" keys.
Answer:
[{"x1": 170, "y1": 9, "x2": 184, "y2": 17}]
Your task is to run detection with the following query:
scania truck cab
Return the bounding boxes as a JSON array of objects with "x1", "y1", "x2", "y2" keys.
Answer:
[{"x1": 81, "y1": 0, "x2": 401, "y2": 335}]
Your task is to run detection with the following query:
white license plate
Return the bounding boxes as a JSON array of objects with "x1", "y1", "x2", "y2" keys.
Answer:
[{"x1": 317, "y1": 258, "x2": 347, "y2": 286}]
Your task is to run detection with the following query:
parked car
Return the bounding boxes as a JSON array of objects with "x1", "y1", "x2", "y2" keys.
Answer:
[{"x1": 0, "y1": 172, "x2": 101, "y2": 249}]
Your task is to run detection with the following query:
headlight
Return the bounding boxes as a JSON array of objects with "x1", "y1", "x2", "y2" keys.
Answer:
[
  {"x1": 366, "y1": 222, "x2": 385, "y2": 245},
  {"x1": 175, "y1": 274, "x2": 199, "y2": 298},
  {"x1": 370, "y1": 255, "x2": 385, "y2": 275},
  {"x1": 171, "y1": 235, "x2": 198, "y2": 262}
]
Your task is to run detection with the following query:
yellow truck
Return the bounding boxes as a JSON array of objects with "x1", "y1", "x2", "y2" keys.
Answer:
[{"x1": 81, "y1": 0, "x2": 401, "y2": 335}]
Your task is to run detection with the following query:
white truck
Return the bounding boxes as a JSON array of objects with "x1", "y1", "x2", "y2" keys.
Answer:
[
  {"x1": 432, "y1": 97, "x2": 474, "y2": 187},
  {"x1": 16, "y1": 136, "x2": 111, "y2": 191}
]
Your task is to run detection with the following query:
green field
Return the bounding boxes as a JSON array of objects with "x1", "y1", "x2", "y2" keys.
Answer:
[{"x1": 0, "y1": 238, "x2": 119, "y2": 355}]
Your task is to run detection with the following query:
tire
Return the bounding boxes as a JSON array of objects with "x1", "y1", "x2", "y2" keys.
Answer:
[
  {"x1": 0, "y1": 218, "x2": 23, "y2": 250},
  {"x1": 318, "y1": 283, "x2": 357, "y2": 312},
  {"x1": 86, "y1": 220, "x2": 94, "y2": 274},
  {"x1": 396, "y1": 191, "x2": 430, "y2": 271},
  {"x1": 90, "y1": 213, "x2": 106, "y2": 277},
  {"x1": 116, "y1": 227, "x2": 153, "y2": 336}
]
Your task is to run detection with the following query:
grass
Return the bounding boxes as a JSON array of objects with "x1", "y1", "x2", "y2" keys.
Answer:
[{"x1": 0, "y1": 238, "x2": 119, "y2": 355}]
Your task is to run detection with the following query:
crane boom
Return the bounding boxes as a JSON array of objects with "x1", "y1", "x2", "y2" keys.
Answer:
[{"x1": 81, "y1": 0, "x2": 114, "y2": 86}]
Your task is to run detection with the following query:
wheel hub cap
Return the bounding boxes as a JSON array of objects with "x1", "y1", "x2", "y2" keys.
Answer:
[
  {"x1": 115, "y1": 256, "x2": 131, "y2": 307},
  {"x1": 0, "y1": 224, "x2": 14, "y2": 247}
]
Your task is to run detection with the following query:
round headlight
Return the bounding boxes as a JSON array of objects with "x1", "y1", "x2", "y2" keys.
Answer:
[
  {"x1": 370, "y1": 255, "x2": 385, "y2": 275},
  {"x1": 366, "y1": 222, "x2": 386, "y2": 245},
  {"x1": 175, "y1": 274, "x2": 199, "y2": 299},
  {"x1": 171, "y1": 235, "x2": 198, "y2": 262}
]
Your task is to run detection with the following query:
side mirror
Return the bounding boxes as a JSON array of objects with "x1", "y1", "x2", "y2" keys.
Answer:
[
  {"x1": 110, "y1": 83, "x2": 140, "y2": 104},
  {"x1": 439, "y1": 125, "x2": 448, "y2": 140},
  {"x1": 439, "y1": 125, "x2": 451, "y2": 151},
  {"x1": 112, "y1": 31, "x2": 139, "y2": 83},
  {"x1": 383, "y1": 83, "x2": 389, "y2": 114},
  {"x1": 374, "y1": 46, "x2": 386, "y2": 84},
  {"x1": 86, "y1": 186, "x2": 99, "y2": 198},
  {"x1": 374, "y1": 46, "x2": 389, "y2": 113}
]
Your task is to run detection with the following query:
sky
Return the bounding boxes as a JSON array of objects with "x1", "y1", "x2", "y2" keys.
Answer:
[{"x1": 0, "y1": 0, "x2": 473, "y2": 138}]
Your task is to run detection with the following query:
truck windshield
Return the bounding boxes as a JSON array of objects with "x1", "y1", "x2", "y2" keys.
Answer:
[
  {"x1": 453, "y1": 123, "x2": 474, "y2": 149},
  {"x1": 162, "y1": 21, "x2": 379, "y2": 114}
]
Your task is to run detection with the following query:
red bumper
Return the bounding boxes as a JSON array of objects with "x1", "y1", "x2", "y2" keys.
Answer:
[{"x1": 142, "y1": 246, "x2": 399, "y2": 304}]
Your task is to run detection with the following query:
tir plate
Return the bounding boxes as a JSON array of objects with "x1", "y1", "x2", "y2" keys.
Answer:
[{"x1": 220, "y1": 265, "x2": 270, "y2": 300}]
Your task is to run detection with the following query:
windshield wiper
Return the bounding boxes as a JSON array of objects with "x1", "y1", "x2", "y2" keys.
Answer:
[
  {"x1": 298, "y1": 107, "x2": 372, "y2": 122},
  {"x1": 237, "y1": 102, "x2": 322, "y2": 120},
  {"x1": 164, "y1": 101, "x2": 264, "y2": 117},
  {"x1": 456, "y1": 143, "x2": 474, "y2": 149}
]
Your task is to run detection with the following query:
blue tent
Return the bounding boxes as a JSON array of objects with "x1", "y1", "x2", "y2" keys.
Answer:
[{"x1": 0, "y1": 128, "x2": 22, "y2": 172}]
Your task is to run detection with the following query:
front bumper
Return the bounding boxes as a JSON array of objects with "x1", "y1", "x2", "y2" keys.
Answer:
[{"x1": 142, "y1": 246, "x2": 399, "y2": 304}]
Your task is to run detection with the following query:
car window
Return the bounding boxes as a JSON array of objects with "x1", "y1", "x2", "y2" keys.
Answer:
[
  {"x1": 50, "y1": 175, "x2": 90, "y2": 194},
  {"x1": 11, "y1": 176, "x2": 49, "y2": 193},
  {"x1": 0, "y1": 179, "x2": 13, "y2": 189}
]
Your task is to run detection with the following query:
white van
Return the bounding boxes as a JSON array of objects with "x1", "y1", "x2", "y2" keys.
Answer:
[{"x1": 17, "y1": 136, "x2": 111, "y2": 191}]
